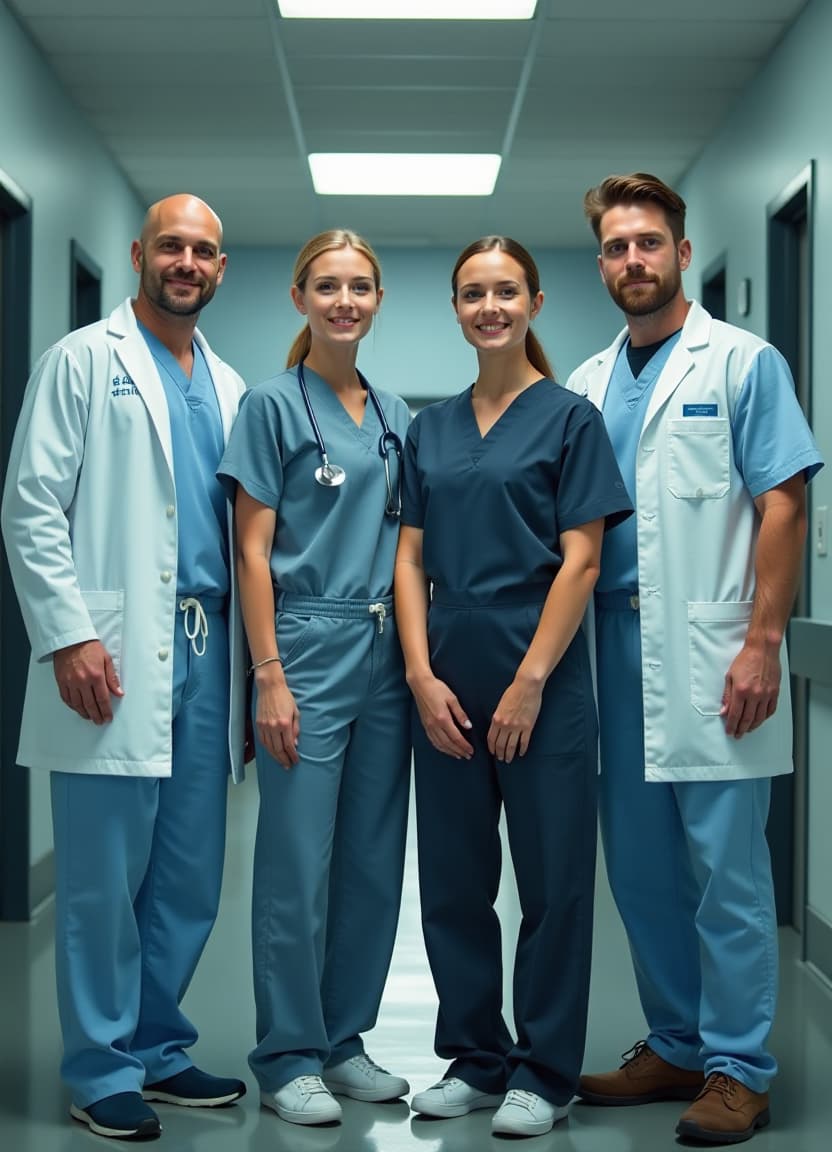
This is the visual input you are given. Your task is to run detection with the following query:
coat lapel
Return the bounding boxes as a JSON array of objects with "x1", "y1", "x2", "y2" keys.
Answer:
[
  {"x1": 107, "y1": 300, "x2": 175, "y2": 477},
  {"x1": 642, "y1": 301, "x2": 711, "y2": 430}
]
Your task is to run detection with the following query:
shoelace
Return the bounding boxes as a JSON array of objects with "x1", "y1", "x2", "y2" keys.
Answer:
[
  {"x1": 700, "y1": 1073, "x2": 736, "y2": 1100},
  {"x1": 432, "y1": 1077, "x2": 465, "y2": 1091},
  {"x1": 503, "y1": 1089, "x2": 539, "y2": 1110},
  {"x1": 619, "y1": 1040, "x2": 650, "y2": 1068},
  {"x1": 348, "y1": 1054, "x2": 389, "y2": 1076},
  {"x1": 179, "y1": 597, "x2": 208, "y2": 656},
  {"x1": 296, "y1": 1075, "x2": 331, "y2": 1097}
]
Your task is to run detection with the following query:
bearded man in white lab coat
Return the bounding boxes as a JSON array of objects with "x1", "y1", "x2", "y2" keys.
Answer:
[
  {"x1": 2, "y1": 194, "x2": 248, "y2": 1141},
  {"x1": 567, "y1": 173, "x2": 823, "y2": 1146}
]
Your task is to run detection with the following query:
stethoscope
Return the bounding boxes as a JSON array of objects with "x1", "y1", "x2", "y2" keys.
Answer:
[{"x1": 297, "y1": 360, "x2": 403, "y2": 518}]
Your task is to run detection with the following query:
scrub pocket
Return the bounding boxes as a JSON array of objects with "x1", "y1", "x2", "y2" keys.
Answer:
[
  {"x1": 687, "y1": 600, "x2": 752, "y2": 715},
  {"x1": 667, "y1": 417, "x2": 730, "y2": 499},
  {"x1": 275, "y1": 612, "x2": 317, "y2": 669},
  {"x1": 82, "y1": 589, "x2": 125, "y2": 679}
]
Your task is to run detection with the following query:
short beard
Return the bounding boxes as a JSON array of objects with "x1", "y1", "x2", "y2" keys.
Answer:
[
  {"x1": 610, "y1": 270, "x2": 681, "y2": 319},
  {"x1": 155, "y1": 281, "x2": 215, "y2": 317}
]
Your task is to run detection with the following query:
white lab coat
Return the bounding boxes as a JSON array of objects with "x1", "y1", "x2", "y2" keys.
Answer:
[
  {"x1": 1, "y1": 298, "x2": 247, "y2": 779},
  {"x1": 566, "y1": 301, "x2": 794, "y2": 782}
]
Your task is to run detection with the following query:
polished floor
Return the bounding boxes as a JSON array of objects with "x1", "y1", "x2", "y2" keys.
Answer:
[{"x1": 2, "y1": 774, "x2": 832, "y2": 1151}]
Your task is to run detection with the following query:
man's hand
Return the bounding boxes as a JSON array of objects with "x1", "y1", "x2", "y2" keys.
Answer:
[
  {"x1": 53, "y1": 640, "x2": 124, "y2": 724},
  {"x1": 721, "y1": 640, "x2": 781, "y2": 738}
]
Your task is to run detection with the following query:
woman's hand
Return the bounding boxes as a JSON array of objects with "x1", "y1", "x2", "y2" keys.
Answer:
[
  {"x1": 487, "y1": 675, "x2": 543, "y2": 763},
  {"x1": 410, "y1": 673, "x2": 474, "y2": 760},
  {"x1": 254, "y1": 668, "x2": 301, "y2": 768}
]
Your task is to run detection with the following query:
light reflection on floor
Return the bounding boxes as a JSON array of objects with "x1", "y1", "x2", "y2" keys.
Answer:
[{"x1": 1, "y1": 774, "x2": 831, "y2": 1150}]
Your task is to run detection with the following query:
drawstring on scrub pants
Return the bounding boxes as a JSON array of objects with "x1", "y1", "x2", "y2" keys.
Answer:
[{"x1": 179, "y1": 597, "x2": 209, "y2": 656}]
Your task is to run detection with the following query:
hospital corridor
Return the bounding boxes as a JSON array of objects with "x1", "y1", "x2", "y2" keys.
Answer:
[{"x1": 1, "y1": 774, "x2": 831, "y2": 1152}]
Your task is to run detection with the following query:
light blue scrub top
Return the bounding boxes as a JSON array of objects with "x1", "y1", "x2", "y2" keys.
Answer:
[
  {"x1": 217, "y1": 366, "x2": 410, "y2": 600},
  {"x1": 596, "y1": 334, "x2": 681, "y2": 593},
  {"x1": 138, "y1": 323, "x2": 228, "y2": 597},
  {"x1": 598, "y1": 339, "x2": 824, "y2": 593}
]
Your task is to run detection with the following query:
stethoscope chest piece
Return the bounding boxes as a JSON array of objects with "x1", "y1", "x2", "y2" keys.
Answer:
[
  {"x1": 297, "y1": 359, "x2": 402, "y2": 515},
  {"x1": 315, "y1": 459, "x2": 346, "y2": 487}
]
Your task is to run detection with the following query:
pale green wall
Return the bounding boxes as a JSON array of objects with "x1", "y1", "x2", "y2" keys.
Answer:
[
  {"x1": 679, "y1": 0, "x2": 832, "y2": 926},
  {"x1": 0, "y1": 0, "x2": 144, "y2": 867},
  {"x1": 200, "y1": 244, "x2": 621, "y2": 396}
]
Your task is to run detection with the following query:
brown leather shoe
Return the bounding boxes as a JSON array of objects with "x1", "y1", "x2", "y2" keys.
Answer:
[
  {"x1": 676, "y1": 1073, "x2": 770, "y2": 1143},
  {"x1": 579, "y1": 1041, "x2": 705, "y2": 1105}
]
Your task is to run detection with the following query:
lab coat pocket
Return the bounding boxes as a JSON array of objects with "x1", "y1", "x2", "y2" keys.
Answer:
[
  {"x1": 82, "y1": 589, "x2": 125, "y2": 679},
  {"x1": 667, "y1": 418, "x2": 730, "y2": 499},
  {"x1": 687, "y1": 600, "x2": 752, "y2": 715}
]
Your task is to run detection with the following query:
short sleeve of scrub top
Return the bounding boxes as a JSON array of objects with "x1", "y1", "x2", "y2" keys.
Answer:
[
  {"x1": 730, "y1": 345, "x2": 824, "y2": 497},
  {"x1": 218, "y1": 366, "x2": 410, "y2": 600},
  {"x1": 401, "y1": 377, "x2": 632, "y2": 601}
]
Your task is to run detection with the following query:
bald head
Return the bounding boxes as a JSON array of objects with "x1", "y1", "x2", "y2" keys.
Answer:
[
  {"x1": 131, "y1": 193, "x2": 227, "y2": 327},
  {"x1": 140, "y1": 194, "x2": 223, "y2": 250}
]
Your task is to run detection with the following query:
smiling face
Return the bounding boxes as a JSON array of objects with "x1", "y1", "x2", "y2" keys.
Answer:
[
  {"x1": 131, "y1": 195, "x2": 225, "y2": 319},
  {"x1": 452, "y1": 247, "x2": 542, "y2": 357},
  {"x1": 291, "y1": 244, "x2": 381, "y2": 351},
  {"x1": 597, "y1": 201, "x2": 691, "y2": 319}
]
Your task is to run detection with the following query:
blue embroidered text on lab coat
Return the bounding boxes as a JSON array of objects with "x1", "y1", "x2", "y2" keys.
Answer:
[{"x1": 111, "y1": 375, "x2": 138, "y2": 397}]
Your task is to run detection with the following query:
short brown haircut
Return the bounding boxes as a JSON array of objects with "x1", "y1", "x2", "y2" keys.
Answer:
[{"x1": 583, "y1": 173, "x2": 687, "y2": 246}]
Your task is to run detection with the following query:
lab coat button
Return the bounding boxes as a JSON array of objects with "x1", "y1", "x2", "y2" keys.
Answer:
[
  {"x1": 166, "y1": 504, "x2": 175, "y2": 518},
  {"x1": 160, "y1": 570, "x2": 172, "y2": 583},
  {"x1": 158, "y1": 648, "x2": 169, "y2": 661}
]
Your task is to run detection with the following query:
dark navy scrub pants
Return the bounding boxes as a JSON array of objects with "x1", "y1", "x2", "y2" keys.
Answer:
[{"x1": 414, "y1": 585, "x2": 598, "y2": 1107}]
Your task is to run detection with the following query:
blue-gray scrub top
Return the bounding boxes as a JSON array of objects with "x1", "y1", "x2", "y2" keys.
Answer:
[
  {"x1": 218, "y1": 365, "x2": 410, "y2": 599},
  {"x1": 401, "y1": 378, "x2": 632, "y2": 600}
]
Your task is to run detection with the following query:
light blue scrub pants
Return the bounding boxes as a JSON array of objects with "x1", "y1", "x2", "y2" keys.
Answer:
[
  {"x1": 595, "y1": 592, "x2": 778, "y2": 1093},
  {"x1": 249, "y1": 594, "x2": 411, "y2": 1093},
  {"x1": 50, "y1": 600, "x2": 231, "y2": 1109}
]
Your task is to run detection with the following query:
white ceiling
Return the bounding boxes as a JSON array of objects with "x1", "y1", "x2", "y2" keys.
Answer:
[{"x1": 7, "y1": 0, "x2": 809, "y2": 248}]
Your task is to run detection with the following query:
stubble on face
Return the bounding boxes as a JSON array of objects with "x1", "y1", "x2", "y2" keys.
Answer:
[
  {"x1": 136, "y1": 194, "x2": 224, "y2": 319},
  {"x1": 607, "y1": 262, "x2": 682, "y2": 319},
  {"x1": 141, "y1": 265, "x2": 216, "y2": 317}
]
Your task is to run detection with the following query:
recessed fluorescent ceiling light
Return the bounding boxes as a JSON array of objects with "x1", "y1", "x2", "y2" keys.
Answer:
[
  {"x1": 309, "y1": 154, "x2": 501, "y2": 197},
  {"x1": 279, "y1": 2, "x2": 536, "y2": 18}
]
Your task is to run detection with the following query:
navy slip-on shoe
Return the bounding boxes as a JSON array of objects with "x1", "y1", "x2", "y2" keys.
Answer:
[
  {"x1": 70, "y1": 1092, "x2": 161, "y2": 1140},
  {"x1": 143, "y1": 1066, "x2": 246, "y2": 1108}
]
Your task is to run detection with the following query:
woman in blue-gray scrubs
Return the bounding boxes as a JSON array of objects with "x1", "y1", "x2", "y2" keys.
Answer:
[
  {"x1": 217, "y1": 230, "x2": 411, "y2": 1127},
  {"x1": 395, "y1": 237, "x2": 633, "y2": 1139}
]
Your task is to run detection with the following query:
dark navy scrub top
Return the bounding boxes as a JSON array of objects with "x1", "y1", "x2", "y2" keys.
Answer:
[{"x1": 401, "y1": 378, "x2": 632, "y2": 600}]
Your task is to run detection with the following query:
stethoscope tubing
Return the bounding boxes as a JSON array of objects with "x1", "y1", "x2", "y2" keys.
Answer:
[{"x1": 296, "y1": 360, "x2": 403, "y2": 515}]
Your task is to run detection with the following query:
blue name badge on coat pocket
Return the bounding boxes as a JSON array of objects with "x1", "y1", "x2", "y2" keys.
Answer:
[{"x1": 683, "y1": 403, "x2": 718, "y2": 416}]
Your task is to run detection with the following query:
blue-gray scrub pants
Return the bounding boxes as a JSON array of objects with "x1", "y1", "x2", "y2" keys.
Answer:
[
  {"x1": 415, "y1": 586, "x2": 598, "y2": 1107},
  {"x1": 595, "y1": 591, "x2": 778, "y2": 1091},
  {"x1": 249, "y1": 594, "x2": 411, "y2": 1092},
  {"x1": 50, "y1": 600, "x2": 231, "y2": 1108}
]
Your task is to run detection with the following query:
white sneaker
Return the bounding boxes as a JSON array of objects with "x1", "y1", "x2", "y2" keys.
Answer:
[
  {"x1": 411, "y1": 1077, "x2": 504, "y2": 1118},
  {"x1": 261, "y1": 1075, "x2": 342, "y2": 1126},
  {"x1": 491, "y1": 1089, "x2": 569, "y2": 1136},
  {"x1": 323, "y1": 1053, "x2": 410, "y2": 1102}
]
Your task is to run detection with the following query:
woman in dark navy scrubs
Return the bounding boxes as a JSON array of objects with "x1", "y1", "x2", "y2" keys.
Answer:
[{"x1": 395, "y1": 236, "x2": 632, "y2": 1138}]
